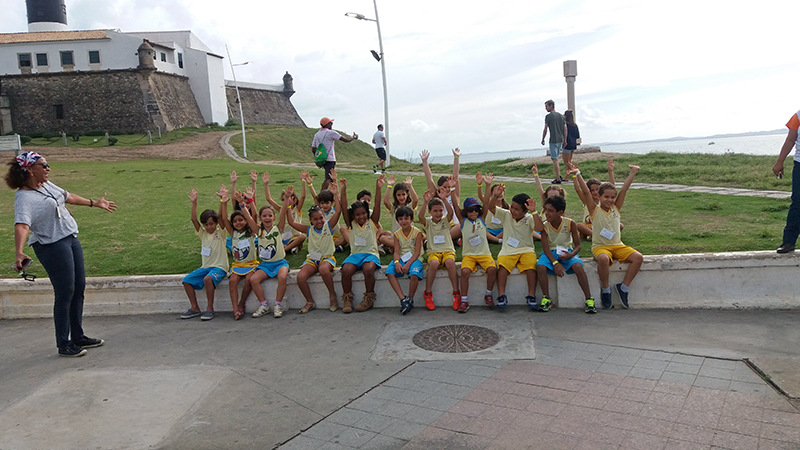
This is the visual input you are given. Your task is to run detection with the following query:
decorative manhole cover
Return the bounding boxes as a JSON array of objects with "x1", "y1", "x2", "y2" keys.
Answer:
[{"x1": 412, "y1": 325, "x2": 500, "y2": 353}]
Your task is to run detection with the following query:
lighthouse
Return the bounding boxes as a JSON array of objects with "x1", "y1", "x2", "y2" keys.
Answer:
[{"x1": 26, "y1": 0, "x2": 68, "y2": 32}]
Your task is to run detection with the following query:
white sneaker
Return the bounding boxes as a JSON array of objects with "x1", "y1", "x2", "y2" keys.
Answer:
[
  {"x1": 273, "y1": 304, "x2": 284, "y2": 318},
  {"x1": 252, "y1": 304, "x2": 270, "y2": 318}
]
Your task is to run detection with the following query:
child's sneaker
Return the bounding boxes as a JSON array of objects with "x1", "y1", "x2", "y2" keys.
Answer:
[
  {"x1": 496, "y1": 294, "x2": 508, "y2": 309},
  {"x1": 424, "y1": 292, "x2": 435, "y2": 310},
  {"x1": 601, "y1": 291, "x2": 613, "y2": 309},
  {"x1": 584, "y1": 297, "x2": 597, "y2": 314},
  {"x1": 452, "y1": 291, "x2": 461, "y2": 310},
  {"x1": 539, "y1": 296, "x2": 552, "y2": 312},
  {"x1": 252, "y1": 304, "x2": 270, "y2": 318},
  {"x1": 484, "y1": 294, "x2": 494, "y2": 307},
  {"x1": 400, "y1": 296, "x2": 414, "y2": 315},
  {"x1": 373, "y1": 164, "x2": 379, "y2": 173},
  {"x1": 526, "y1": 295, "x2": 538, "y2": 310},
  {"x1": 458, "y1": 301, "x2": 469, "y2": 313},
  {"x1": 273, "y1": 304, "x2": 284, "y2": 318},
  {"x1": 180, "y1": 309, "x2": 202, "y2": 319},
  {"x1": 335, "y1": 245, "x2": 344, "y2": 253},
  {"x1": 290, "y1": 247, "x2": 299, "y2": 254},
  {"x1": 615, "y1": 284, "x2": 629, "y2": 309}
]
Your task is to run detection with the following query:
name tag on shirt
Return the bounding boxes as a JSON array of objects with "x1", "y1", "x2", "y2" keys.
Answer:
[
  {"x1": 259, "y1": 247, "x2": 272, "y2": 259},
  {"x1": 469, "y1": 235, "x2": 482, "y2": 247},
  {"x1": 433, "y1": 235, "x2": 446, "y2": 244},
  {"x1": 506, "y1": 237, "x2": 520, "y2": 248},
  {"x1": 491, "y1": 217, "x2": 502, "y2": 225},
  {"x1": 309, "y1": 251, "x2": 322, "y2": 261},
  {"x1": 556, "y1": 246, "x2": 569, "y2": 258},
  {"x1": 201, "y1": 246, "x2": 211, "y2": 256},
  {"x1": 401, "y1": 251, "x2": 413, "y2": 263},
  {"x1": 354, "y1": 236, "x2": 367, "y2": 247},
  {"x1": 599, "y1": 227, "x2": 616, "y2": 240},
  {"x1": 237, "y1": 239, "x2": 250, "y2": 249}
]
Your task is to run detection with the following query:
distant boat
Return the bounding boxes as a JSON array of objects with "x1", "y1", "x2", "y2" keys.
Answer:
[{"x1": 708, "y1": 142, "x2": 715, "y2": 145}]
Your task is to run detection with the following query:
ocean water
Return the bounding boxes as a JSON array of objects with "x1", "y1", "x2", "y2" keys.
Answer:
[{"x1": 430, "y1": 133, "x2": 788, "y2": 164}]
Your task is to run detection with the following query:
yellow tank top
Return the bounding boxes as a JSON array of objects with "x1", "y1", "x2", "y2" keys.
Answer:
[
  {"x1": 323, "y1": 207, "x2": 341, "y2": 236},
  {"x1": 258, "y1": 225, "x2": 286, "y2": 263},
  {"x1": 461, "y1": 217, "x2": 491, "y2": 256},
  {"x1": 350, "y1": 219, "x2": 380, "y2": 257},
  {"x1": 307, "y1": 222, "x2": 335, "y2": 258},
  {"x1": 425, "y1": 217, "x2": 454, "y2": 253},
  {"x1": 394, "y1": 227, "x2": 424, "y2": 263},
  {"x1": 544, "y1": 217, "x2": 574, "y2": 251},
  {"x1": 494, "y1": 207, "x2": 537, "y2": 256},
  {"x1": 231, "y1": 230, "x2": 257, "y2": 263},
  {"x1": 590, "y1": 204, "x2": 623, "y2": 248}
]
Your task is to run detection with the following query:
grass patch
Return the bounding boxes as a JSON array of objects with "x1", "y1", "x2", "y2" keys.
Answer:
[
  {"x1": 23, "y1": 125, "x2": 239, "y2": 148},
  {"x1": 0, "y1": 159, "x2": 790, "y2": 278}
]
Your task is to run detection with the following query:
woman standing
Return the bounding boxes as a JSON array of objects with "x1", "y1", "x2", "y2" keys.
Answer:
[
  {"x1": 563, "y1": 110, "x2": 581, "y2": 170},
  {"x1": 7, "y1": 152, "x2": 116, "y2": 357}
]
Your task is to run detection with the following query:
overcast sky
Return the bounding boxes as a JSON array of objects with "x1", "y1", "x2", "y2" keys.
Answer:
[{"x1": 3, "y1": 0, "x2": 798, "y2": 156}]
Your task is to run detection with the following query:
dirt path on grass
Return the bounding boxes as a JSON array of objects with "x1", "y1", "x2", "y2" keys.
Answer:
[{"x1": 22, "y1": 131, "x2": 229, "y2": 162}]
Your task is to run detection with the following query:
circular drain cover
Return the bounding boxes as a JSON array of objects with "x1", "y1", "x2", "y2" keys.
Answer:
[{"x1": 412, "y1": 325, "x2": 500, "y2": 353}]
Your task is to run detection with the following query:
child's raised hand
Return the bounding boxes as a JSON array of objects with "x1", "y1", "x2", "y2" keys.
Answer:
[
  {"x1": 299, "y1": 169, "x2": 308, "y2": 183},
  {"x1": 452, "y1": 147, "x2": 461, "y2": 158},
  {"x1": 250, "y1": 169, "x2": 258, "y2": 183},
  {"x1": 566, "y1": 166, "x2": 579, "y2": 176},
  {"x1": 387, "y1": 175, "x2": 396, "y2": 185},
  {"x1": 437, "y1": 185, "x2": 450, "y2": 199},
  {"x1": 525, "y1": 198, "x2": 537, "y2": 213},
  {"x1": 230, "y1": 171, "x2": 238, "y2": 183},
  {"x1": 531, "y1": 164, "x2": 539, "y2": 176},
  {"x1": 281, "y1": 189, "x2": 293, "y2": 206},
  {"x1": 245, "y1": 186, "x2": 255, "y2": 200},
  {"x1": 476, "y1": 172, "x2": 483, "y2": 185},
  {"x1": 423, "y1": 189, "x2": 435, "y2": 202},
  {"x1": 329, "y1": 180, "x2": 339, "y2": 194},
  {"x1": 262, "y1": 171, "x2": 270, "y2": 184},
  {"x1": 216, "y1": 184, "x2": 229, "y2": 202},
  {"x1": 629, "y1": 164, "x2": 640, "y2": 173},
  {"x1": 188, "y1": 189, "x2": 198, "y2": 202},
  {"x1": 329, "y1": 168, "x2": 337, "y2": 181},
  {"x1": 376, "y1": 174, "x2": 387, "y2": 189},
  {"x1": 339, "y1": 178, "x2": 348, "y2": 189},
  {"x1": 233, "y1": 191, "x2": 245, "y2": 203},
  {"x1": 483, "y1": 173, "x2": 495, "y2": 185},
  {"x1": 420, "y1": 149, "x2": 430, "y2": 162},
  {"x1": 608, "y1": 158, "x2": 615, "y2": 171},
  {"x1": 404, "y1": 176, "x2": 413, "y2": 185},
  {"x1": 492, "y1": 183, "x2": 505, "y2": 198}
]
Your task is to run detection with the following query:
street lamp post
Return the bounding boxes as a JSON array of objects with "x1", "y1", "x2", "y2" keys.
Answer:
[
  {"x1": 225, "y1": 44, "x2": 248, "y2": 158},
  {"x1": 345, "y1": 0, "x2": 390, "y2": 167}
]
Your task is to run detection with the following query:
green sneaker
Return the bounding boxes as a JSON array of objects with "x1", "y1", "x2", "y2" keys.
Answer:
[
  {"x1": 539, "y1": 296, "x2": 552, "y2": 312},
  {"x1": 585, "y1": 297, "x2": 597, "y2": 314}
]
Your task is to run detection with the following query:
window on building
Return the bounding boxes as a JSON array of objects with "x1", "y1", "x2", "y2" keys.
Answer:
[
  {"x1": 160, "y1": 52, "x2": 166, "y2": 62},
  {"x1": 54, "y1": 104, "x2": 64, "y2": 120},
  {"x1": 18, "y1": 53, "x2": 32, "y2": 68},
  {"x1": 36, "y1": 53, "x2": 48, "y2": 66},
  {"x1": 88, "y1": 50, "x2": 100, "y2": 64},
  {"x1": 60, "y1": 51, "x2": 74, "y2": 66},
  {"x1": 178, "y1": 52, "x2": 183, "y2": 69}
]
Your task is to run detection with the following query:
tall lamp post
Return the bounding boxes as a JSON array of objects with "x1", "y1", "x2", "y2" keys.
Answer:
[
  {"x1": 345, "y1": 1, "x2": 390, "y2": 167},
  {"x1": 226, "y1": 44, "x2": 249, "y2": 158}
]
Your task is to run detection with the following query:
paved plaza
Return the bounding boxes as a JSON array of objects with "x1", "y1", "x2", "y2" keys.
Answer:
[{"x1": 1, "y1": 308, "x2": 798, "y2": 450}]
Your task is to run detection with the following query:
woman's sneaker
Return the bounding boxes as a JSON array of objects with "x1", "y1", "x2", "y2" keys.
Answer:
[
  {"x1": 58, "y1": 343, "x2": 87, "y2": 357},
  {"x1": 252, "y1": 304, "x2": 270, "y2": 318},
  {"x1": 73, "y1": 336, "x2": 104, "y2": 348},
  {"x1": 273, "y1": 304, "x2": 284, "y2": 318}
]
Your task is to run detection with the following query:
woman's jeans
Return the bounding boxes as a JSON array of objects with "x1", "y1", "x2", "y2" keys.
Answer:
[{"x1": 32, "y1": 235, "x2": 85, "y2": 349}]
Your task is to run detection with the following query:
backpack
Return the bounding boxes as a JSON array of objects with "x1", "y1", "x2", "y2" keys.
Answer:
[{"x1": 314, "y1": 142, "x2": 327, "y2": 166}]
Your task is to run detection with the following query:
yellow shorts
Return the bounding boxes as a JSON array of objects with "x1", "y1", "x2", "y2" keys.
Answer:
[
  {"x1": 497, "y1": 253, "x2": 537, "y2": 273},
  {"x1": 592, "y1": 244, "x2": 638, "y2": 262},
  {"x1": 428, "y1": 251, "x2": 456, "y2": 265},
  {"x1": 462, "y1": 255, "x2": 497, "y2": 273},
  {"x1": 301, "y1": 255, "x2": 336, "y2": 269}
]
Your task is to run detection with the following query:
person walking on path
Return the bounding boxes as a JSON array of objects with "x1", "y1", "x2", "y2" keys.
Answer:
[
  {"x1": 772, "y1": 109, "x2": 800, "y2": 253},
  {"x1": 7, "y1": 152, "x2": 116, "y2": 357},
  {"x1": 563, "y1": 109, "x2": 581, "y2": 171},
  {"x1": 372, "y1": 124, "x2": 387, "y2": 173},
  {"x1": 541, "y1": 99, "x2": 567, "y2": 184},
  {"x1": 312, "y1": 117, "x2": 358, "y2": 190}
]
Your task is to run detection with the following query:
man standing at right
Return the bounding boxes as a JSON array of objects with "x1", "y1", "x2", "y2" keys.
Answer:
[
  {"x1": 372, "y1": 124, "x2": 387, "y2": 173},
  {"x1": 772, "y1": 108, "x2": 800, "y2": 253},
  {"x1": 541, "y1": 99, "x2": 568, "y2": 184}
]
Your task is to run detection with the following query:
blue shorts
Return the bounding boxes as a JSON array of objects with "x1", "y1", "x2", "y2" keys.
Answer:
[
  {"x1": 282, "y1": 235, "x2": 300, "y2": 246},
  {"x1": 343, "y1": 253, "x2": 381, "y2": 270},
  {"x1": 537, "y1": 252, "x2": 583, "y2": 275},
  {"x1": 256, "y1": 259, "x2": 289, "y2": 278},
  {"x1": 549, "y1": 143, "x2": 561, "y2": 159},
  {"x1": 487, "y1": 228, "x2": 503, "y2": 237},
  {"x1": 385, "y1": 259, "x2": 424, "y2": 279},
  {"x1": 183, "y1": 267, "x2": 227, "y2": 290},
  {"x1": 562, "y1": 147, "x2": 574, "y2": 154}
]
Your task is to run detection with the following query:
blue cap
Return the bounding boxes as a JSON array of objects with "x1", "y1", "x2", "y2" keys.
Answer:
[{"x1": 463, "y1": 197, "x2": 480, "y2": 208}]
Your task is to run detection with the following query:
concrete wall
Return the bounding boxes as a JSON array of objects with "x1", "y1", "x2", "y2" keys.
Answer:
[
  {"x1": 225, "y1": 86, "x2": 306, "y2": 127},
  {"x1": 148, "y1": 72, "x2": 205, "y2": 130},
  {"x1": 1, "y1": 251, "x2": 798, "y2": 320}
]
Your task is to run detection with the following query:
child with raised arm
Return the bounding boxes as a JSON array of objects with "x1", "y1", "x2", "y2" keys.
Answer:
[
  {"x1": 385, "y1": 206, "x2": 425, "y2": 315},
  {"x1": 249, "y1": 195, "x2": 291, "y2": 319},
  {"x1": 311, "y1": 178, "x2": 349, "y2": 252},
  {"x1": 418, "y1": 184, "x2": 460, "y2": 311},
  {"x1": 340, "y1": 175, "x2": 386, "y2": 313},
  {"x1": 486, "y1": 184, "x2": 539, "y2": 310},
  {"x1": 572, "y1": 158, "x2": 616, "y2": 239},
  {"x1": 571, "y1": 164, "x2": 643, "y2": 309},
  {"x1": 263, "y1": 169, "x2": 307, "y2": 254},
  {"x1": 286, "y1": 172, "x2": 342, "y2": 313},
  {"x1": 534, "y1": 195, "x2": 595, "y2": 313},
  {"x1": 452, "y1": 189, "x2": 497, "y2": 312},
  {"x1": 180, "y1": 186, "x2": 230, "y2": 321},
  {"x1": 381, "y1": 175, "x2": 419, "y2": 242},
  {"x1": 421, "y1": 148, "x2": 462, "y2": 240},
  {"x1": 223, "y1": 188, "x2": 260, "y2": 320},
  {"x1": 478, "y1": 173, "x2": 508, "y2": 244}
]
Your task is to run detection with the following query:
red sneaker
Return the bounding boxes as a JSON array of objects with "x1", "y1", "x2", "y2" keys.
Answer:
[
  {"x1": 484, "y1": 294, "x2": 494, "y2": 307},
  {"x1": 458, "y1": 301, "x2": 470, "y2": 313},
  {"x1": 452, "y1": 291, "x2": 461, "y2": 310},
  {"x1": 424, "y1": 292, "x2": 435, "y2": 310}
]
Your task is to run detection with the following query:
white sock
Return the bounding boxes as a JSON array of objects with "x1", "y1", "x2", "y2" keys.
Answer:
[
  {"x1": 260, "y1": 301, "x2": 268, "y2": 306},
  {"x1": 602, "y1": 287, "x2": 611, "y2": 294},
  {"x1": 498, "y1": 238, "x2": 503, "y2": 244},
  {"x1": 485, "y1": 290, "x2": 492, "y2": 296},
  {"x1": 461, "y1": 296, "x2": 468, "y2": 302},
  {"x1": 619, "y1": 283, "x2": 629, "y2": 293}
]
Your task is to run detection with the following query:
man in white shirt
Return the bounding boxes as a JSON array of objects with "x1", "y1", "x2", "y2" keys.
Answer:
[
  {"x1": 311, "y1": 117, "x2": 358, "y2": 190},
  {"x1": 372, "y1": 124, "x2": 387, "y2": 173}
]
